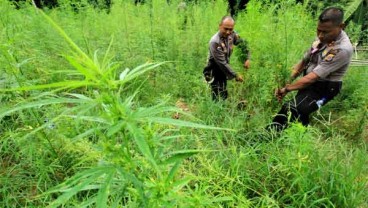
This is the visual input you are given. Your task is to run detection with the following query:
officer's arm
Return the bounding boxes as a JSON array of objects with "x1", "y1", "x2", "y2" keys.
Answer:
[
  {"x1": 209, "y1": 42, "x2": 237, "y2": 79},
  {"x1": 313, "y1": 49, "x2": 351, "y2": 79},
  {"x1": 280, "y1": 72, "x2": 319, "y2": 95},
  {"x1": 290, "y1": 60, "x2": 306, "y2": 80}
]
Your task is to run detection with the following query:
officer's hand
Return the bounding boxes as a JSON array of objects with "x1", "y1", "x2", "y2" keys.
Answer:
[
  {"x1": 275, "y1": 87, "x2": 288, "y2": 102},
  {"x1": 275, "y1": 88, "x2": 284, "y2": 102},
  {"x1": 244, "y1": 60, "x2": 250, "y2": 69},
  {"x1": 235, "y1": 75, "x2": 244, "y2": 82}
]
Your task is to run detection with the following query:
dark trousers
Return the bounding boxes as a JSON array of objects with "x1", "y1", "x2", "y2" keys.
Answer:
[
  {"x1": 210, "y1": 76, "x2": 228, "y2": 101},
  {"x1": 210, "y1": 67, "x2": 228, "y2": 101},
  {"x1": 203, "y1": 62, "x2": 229, "y2": 101},
  {"x1": 270, "y1": 81, "x2": 342, "y2": 131}
]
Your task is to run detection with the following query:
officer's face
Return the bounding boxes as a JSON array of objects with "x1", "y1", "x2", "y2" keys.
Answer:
[
  {"x1": 317, "y1": 21, "x2": 343, "y2": 44},
  {"x1": 219, "y1": 19, "x2": 234, "y2": 38}
]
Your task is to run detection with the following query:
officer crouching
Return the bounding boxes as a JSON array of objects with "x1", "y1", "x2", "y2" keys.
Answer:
[{"x1": 268, "y1": 7, "x2": 353, "y2": 132}]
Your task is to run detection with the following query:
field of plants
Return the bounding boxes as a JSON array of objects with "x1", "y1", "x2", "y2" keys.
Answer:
[{"x1": 0, "y1": 0, "x2": 367, "y2": 207}]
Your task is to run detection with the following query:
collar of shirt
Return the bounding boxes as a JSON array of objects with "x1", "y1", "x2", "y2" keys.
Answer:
[
  {"x1": 318, "y1": 30, "x2": 345, "y2": 51},
  {"x1": 332, "y1": 30, "x2": 346, "y2": 45}
]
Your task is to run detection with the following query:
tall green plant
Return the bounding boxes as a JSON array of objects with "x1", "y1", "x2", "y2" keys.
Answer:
[{"x1": 0, "y1": 5, "x2": 233, "y2": 207}]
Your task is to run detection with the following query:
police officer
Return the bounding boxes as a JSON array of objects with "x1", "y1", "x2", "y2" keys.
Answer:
[
  {"x1": 269, "y1": 7, "x2": 353, "y2": 131},
  {"x1": 203, "y1": 16, "x2": 250, "y2": 101}
]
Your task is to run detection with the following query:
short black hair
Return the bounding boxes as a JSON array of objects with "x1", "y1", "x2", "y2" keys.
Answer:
[
  {"x1": 220, "y1": 16, "x2": 235, "y2": 25},
  {"x1": 319, "y1": 7, "x2": 344, "y2": 26}
]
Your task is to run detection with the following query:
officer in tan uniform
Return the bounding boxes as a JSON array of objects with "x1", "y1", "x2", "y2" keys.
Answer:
[
  {"x1": 269, "y1": 7, "x2": 353, "y2": 131},
  {"x1": 203, "y1": 16, "x2": 250, "y2": 101}
]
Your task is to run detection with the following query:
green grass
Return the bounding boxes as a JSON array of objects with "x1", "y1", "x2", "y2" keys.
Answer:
[{"x1": 0, "y1": 0, "x2": 367, "y2": 207}]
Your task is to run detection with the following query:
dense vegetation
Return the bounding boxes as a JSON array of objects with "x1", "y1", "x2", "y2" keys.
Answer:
[{"x1": 0, "y1": 0, "x2": 367, "y2": 207}]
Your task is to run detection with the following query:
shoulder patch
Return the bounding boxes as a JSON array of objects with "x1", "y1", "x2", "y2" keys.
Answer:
[
  {"x1": 217, "y1": 42, "x2": 226, "y2": 53},
  {"x1": 215, "y1": 43, "x2": 223, "y2": 51},
  {"x1": 324, "y1": 53, "x2": 335, "y2": 62},
  {"x1": 323, "y1": 48, "x2": 340, "y2": 62}
]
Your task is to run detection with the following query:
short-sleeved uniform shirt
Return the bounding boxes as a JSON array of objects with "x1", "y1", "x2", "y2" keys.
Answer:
[
  {"x1": 304, "y1": 30, "x2": 353, "y2": 82},
  {"x1": 207, "y1": 31, "x2": 242, "y2": 80}
]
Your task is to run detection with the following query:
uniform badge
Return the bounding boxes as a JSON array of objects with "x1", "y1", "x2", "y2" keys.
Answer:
[
  {"x1": 221, "y1": 42, "x2": 227, "y2": 53},
  {"x1": 322, "y1": 49, "x2": 329, "y2": 57},
  {"x1": 324, "y1": 54, "x2": 335, "y2": 62}
]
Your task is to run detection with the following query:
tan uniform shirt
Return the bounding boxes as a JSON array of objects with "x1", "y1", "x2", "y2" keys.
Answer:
[
  {"x1": 304, "y1": 30, "x2": 353, "y2": 82},
  {"x1": 208, "y1": 31, "x2": 242, "y2": 80}
]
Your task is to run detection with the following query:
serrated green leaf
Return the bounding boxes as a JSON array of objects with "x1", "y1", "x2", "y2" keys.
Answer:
[
  {"x1": 96, "y1": 169, "x2": 116, "y2": 208},
  {"x1": 107, "y1": 121, "x2": 125, "y2": 137},
  {"x1": 126, "y1": 123, "x2": 159, "y2": 172}
]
